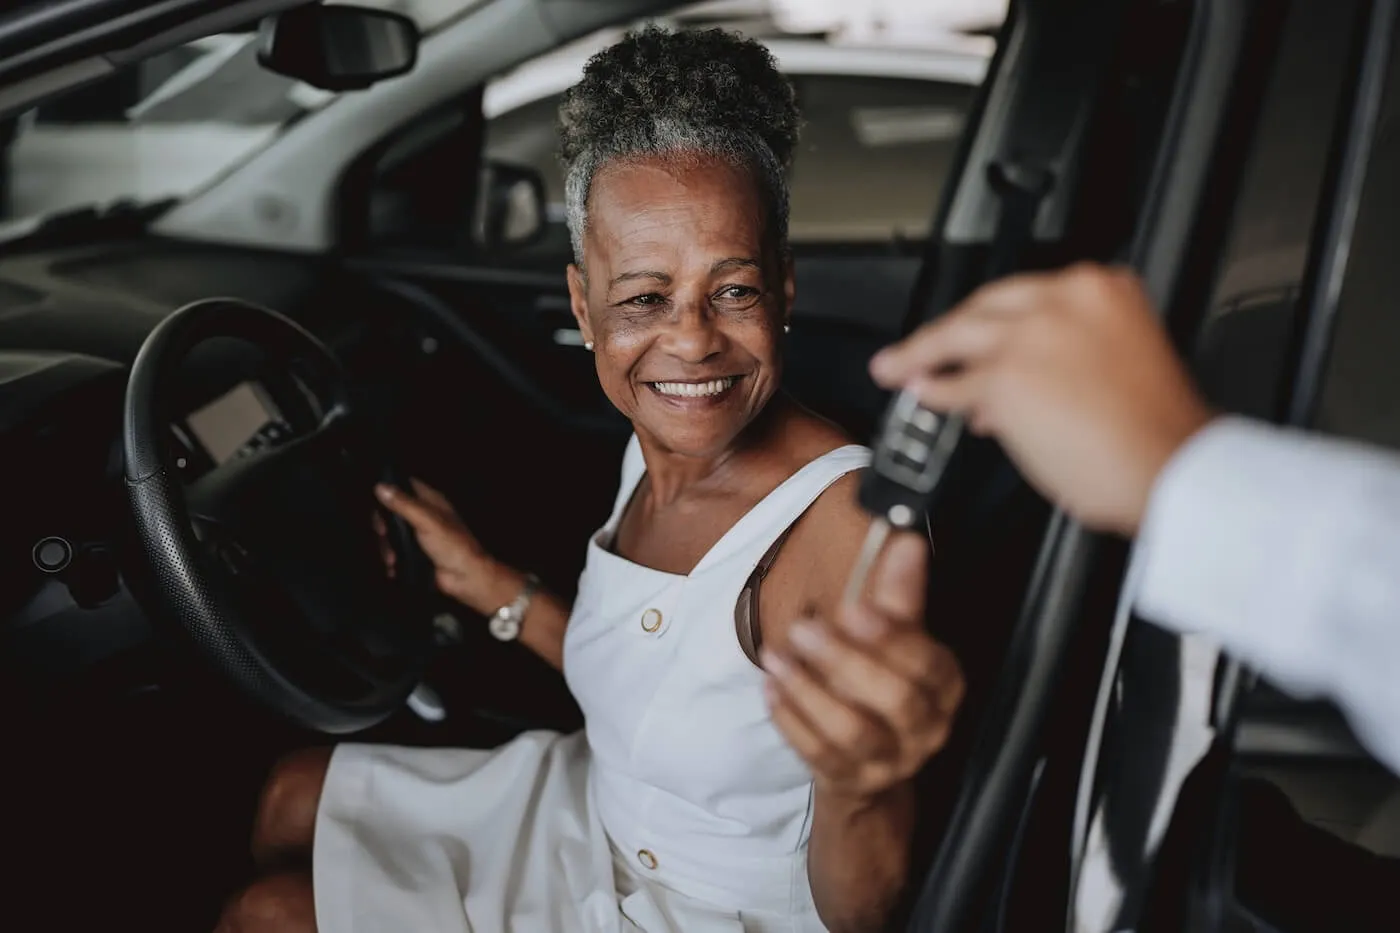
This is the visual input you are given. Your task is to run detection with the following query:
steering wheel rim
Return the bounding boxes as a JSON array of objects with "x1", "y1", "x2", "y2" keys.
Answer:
[{"x1": 123, "y1": 297, "x2": 432, "y2": 733}]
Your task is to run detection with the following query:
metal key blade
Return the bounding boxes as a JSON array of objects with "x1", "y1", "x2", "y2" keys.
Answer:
[{"x1": 843, "y1": 516, "x2": 892, "y2": 607}]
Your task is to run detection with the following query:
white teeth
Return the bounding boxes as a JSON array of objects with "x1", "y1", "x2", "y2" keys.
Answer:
[{"x1": 652, "y1": 377, "x2": 737, "y2": 398}]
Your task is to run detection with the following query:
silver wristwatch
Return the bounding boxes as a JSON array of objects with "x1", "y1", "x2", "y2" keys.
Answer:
[{"x1": 488, "y1": 573, "x2": 540, "y2": 642}]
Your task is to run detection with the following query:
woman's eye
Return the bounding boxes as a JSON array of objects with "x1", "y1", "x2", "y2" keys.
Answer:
[
  {"x1": 716, "y1": 285, "x2": 760, "y2": 302},
  {"x1": 623, "y1": 293, "x2": 666, "y2": 308}
]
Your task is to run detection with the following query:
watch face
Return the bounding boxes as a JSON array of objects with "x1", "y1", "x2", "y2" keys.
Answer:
[{"x1": 489, "y1": 612, "x2": 521, "y2": 641}]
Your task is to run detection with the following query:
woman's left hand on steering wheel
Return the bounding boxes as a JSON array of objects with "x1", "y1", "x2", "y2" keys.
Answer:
[
  {"x1": 761, "y1": 533, "x2": 965, "y2": 802},
  {"x1": 374, "y1": 479, "x2": 507, "y2": 616}
]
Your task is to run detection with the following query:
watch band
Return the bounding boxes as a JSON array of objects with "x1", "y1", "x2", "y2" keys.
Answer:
[{"x1": 488, "y1": 573, "x2": 540, "y2": 642}]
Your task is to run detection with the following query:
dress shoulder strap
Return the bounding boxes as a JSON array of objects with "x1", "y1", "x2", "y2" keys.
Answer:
[
  {"x1": 694, "y1": 444, "x2": 871, "y2": 575},
  {"x1": 734, "y1": 449, "x2": 937, "y2": 666},
  {"x1": 730, "y1": 444, "x2": 871, "y2": 664},
  {"x1": 603, "y1": 434, "x2": 646, "y2": 534}
]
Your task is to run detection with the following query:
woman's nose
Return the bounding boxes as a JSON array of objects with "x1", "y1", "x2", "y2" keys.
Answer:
[{"x1": 662, "y1": 300, "x2": 726, "y2": 362}]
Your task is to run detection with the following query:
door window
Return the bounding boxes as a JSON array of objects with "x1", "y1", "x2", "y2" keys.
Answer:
[{"x1": 482, "y1": 72, "x2": 975, "y2": 262}]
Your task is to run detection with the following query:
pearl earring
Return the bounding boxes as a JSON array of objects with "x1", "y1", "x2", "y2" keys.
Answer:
[
  {"x1": 783, "y1": 323, "x2": 791, "y2": 334},
  {"x1": 584, "y1": 340, "x2": 594, "y2": 351}
]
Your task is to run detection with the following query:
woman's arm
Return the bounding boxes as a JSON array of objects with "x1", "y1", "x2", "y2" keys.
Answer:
[
  {"x1": 761, "y1": 480, "x2": 963, "y2": 932},
  {"x1": 476, "y1": 563, "x2": 571, "y2": 670},
  {"x1": 808, "y1": 783, "x2": 918, "y2": 932}
]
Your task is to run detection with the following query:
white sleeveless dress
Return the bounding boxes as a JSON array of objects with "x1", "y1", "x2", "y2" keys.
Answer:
[{"x1": 313, "y1": 436, "x2": 872, "y2": 932}]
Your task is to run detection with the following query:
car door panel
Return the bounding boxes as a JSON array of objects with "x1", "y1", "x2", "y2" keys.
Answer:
[{"x1": 358, "y1": 263, "x2": 625, "y2": 435}]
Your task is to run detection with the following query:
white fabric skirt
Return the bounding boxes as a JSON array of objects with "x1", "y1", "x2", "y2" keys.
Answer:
[{"x1": 313, "y1": 731, "x2": 811, "y2": 933}]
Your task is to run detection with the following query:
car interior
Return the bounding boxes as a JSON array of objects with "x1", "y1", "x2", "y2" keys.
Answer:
[{"x1": 1, "y1": 0, "x2": 1399, "y2": 931}]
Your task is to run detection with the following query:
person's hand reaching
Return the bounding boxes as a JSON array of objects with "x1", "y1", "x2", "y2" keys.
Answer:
[
  {"x1": 764, "y1": 532, "x2": 964, "y2": 803},
  {"x1": 870, "y1": 263, "x2": 1215, "y2": 536},
  {"x1": 374, "y1": 479, "x2": 514, "y2": 615}
]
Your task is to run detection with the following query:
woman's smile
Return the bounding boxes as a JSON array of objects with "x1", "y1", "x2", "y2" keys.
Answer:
[{"x1": 645, "y1": 374, "x2": 744, "y2": 404}]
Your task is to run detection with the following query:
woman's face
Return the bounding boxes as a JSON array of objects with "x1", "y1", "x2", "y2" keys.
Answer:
[{"x1": 567, "y1": 154, "x2": 793, "y2": 460}]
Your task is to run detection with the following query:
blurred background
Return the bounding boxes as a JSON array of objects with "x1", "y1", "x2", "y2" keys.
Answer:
[{"x1": 0, "y1": 0, "x2": 1007, "y2": 230}]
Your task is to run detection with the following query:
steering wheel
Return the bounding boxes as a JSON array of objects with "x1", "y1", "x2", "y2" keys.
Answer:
[{"x1": 123, "y1": 298, "x2": 434, "y2": 733}]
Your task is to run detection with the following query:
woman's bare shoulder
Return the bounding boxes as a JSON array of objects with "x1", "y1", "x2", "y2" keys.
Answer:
[
  {"x1": 776, "y1": 404, "x2": 870, "y2": 552},
  {"x1": 749, "y1": 406, "x2": 874, "y2": 644},
  {"x1": 797, "y1": 471, "x2": 872, "y2": 558},
  {"x1": 757, "y1": 470, "x2": 871, "y2": 651},
  {"x1": 780, "y1": 459, "x2": 873, "y2": 607},
  {"x1": 768, "y1": 400, "x2": 859, "y2": 459}
]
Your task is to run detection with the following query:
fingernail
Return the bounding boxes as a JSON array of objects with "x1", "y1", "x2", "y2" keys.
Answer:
[
  {"x1": 788, "y1": 619, "x2": 824, "y2": 654},
  {"x1": 869, "y1": 349, "x2": 895, "y2": 378},
  {"x1": 761, "y1": 648, "x2": 788, "y2": 676},
  {"x1": 375, "y1": 484, "x2": 394, "y2": 501}
]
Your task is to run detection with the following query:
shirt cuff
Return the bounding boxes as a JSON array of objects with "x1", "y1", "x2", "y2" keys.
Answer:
[{"x1": 1132, "y1": 416, "x2": 1337, "y2": 691}]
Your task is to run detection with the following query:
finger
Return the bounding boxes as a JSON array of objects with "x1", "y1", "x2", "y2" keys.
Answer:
[
  {"x1": 869, "y1": 272, "x2": 1059, "y2": 387},
  {"x1": 373, "y1": 511, "x2": 398, "y2": 576},
  {"x1": 865, "y1": 627, "x2": 964, "y2": 715},
  {"x1": 762, "y1": 647, "x2": 890, "y2": 759},
  {"x1": 869, "y1": 314, "x2": 1009, "y2": 389},
  {"x1": 865, "y1": 532, "x2": 928, "y2": 625},
  {"x1": 824, "y1": 601, "x2": 948, "y2": 686},
  {"x1": 410, "y1": 478, "x2": 453, "y2": 512},
  {"x1": 934, "y1": 643, "x2": 968, "y2": 715},
  {"x1": 374, "y1": 484, "x2": 439, "y2": 531},
  {"x1": 900, "y1": 367, "x2": 997, "y2": 423},
  {"x1": 786, "y1": 618, "x2": 938, "y2": 726},
  {"x1": 764, "y1": 681, "x2": 857, "y2": 783}
]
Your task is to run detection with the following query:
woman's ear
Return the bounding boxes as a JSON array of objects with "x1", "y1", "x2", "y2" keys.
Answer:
[{"x1": 566, "y1": 264, "x2": 595, "y2": 349}]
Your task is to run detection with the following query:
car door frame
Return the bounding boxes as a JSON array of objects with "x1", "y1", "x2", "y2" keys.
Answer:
[
  {"x1": 1173, "y1": 1, "x2": 1400, "y2": 928},
  {"x1": 1064, "y1": 0, "x2": 1395, "y2": 931},
  {"x1": 895, "y1": 0, "x2": 1343, "y2": 929},
  {"x1": 0, "y1": 0, "x2": 305, "y2": 116}
]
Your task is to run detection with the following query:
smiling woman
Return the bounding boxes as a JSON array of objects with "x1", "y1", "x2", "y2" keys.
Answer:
[
  {"x1": 567, "y1": 157, "x2": 789, "y2": 458},
  {"x1": 556, "y1": 25, "x2": 798, "y2": 461},
  {"x1": 221, "y1": 23, "x2": 964, "y2": 933}
]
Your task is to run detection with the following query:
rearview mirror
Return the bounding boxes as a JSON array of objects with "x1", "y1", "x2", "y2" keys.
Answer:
[
  {"x1": 473, "y1": 160, "x2": 548, "y2": 251},
  {"x1": 257, "y1": 4, "x2": 419, "y2": 92}
]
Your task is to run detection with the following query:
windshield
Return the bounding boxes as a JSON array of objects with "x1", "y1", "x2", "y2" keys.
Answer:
[{"x1": 0, "y1": 0, "x2": 488, "y2": 226}]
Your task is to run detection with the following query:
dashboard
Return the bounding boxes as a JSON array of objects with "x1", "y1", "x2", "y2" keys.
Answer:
[
  {"x1": 0, "y1": 241, "x2": 382, "y2": 703},
  {"x1": 0, "y1": 365, "x2": 347, "y2": 704},
  {"x1": 177, "y1": 379, "x2": 293, "y2": 471},
  {"x1": 1, "y1": 352, "x2": 143, "y2": 697}
]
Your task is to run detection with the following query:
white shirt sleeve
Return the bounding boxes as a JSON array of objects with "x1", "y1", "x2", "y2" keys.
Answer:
[{"x1": 1133, "y1": 415, "x2": 1400, "y2": 773}]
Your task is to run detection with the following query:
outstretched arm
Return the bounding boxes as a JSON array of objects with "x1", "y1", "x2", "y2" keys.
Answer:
[{"x1": 870, "y1": 261, "x2": 1400, "y2": 773}]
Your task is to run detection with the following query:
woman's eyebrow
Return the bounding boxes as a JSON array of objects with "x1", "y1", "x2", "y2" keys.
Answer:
[
  {"x1": 711, "y1": 257, "x2": 761, "y2": 275},
  {"x1": 609, "y1": 270, "x2": 671, "y2": 290}
]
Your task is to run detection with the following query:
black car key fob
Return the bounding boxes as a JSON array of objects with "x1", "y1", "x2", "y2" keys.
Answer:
[
  {"x1": 843, "y1": 390, "x2": 963, "y2": 605},
  {"x1": 861, "y1": 389, "x2": 964, "y2": 529}
]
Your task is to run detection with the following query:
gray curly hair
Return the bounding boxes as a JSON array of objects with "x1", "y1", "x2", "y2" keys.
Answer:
[{"x1": 557, "y1": 24, "x2": 801, "y2": 266}]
